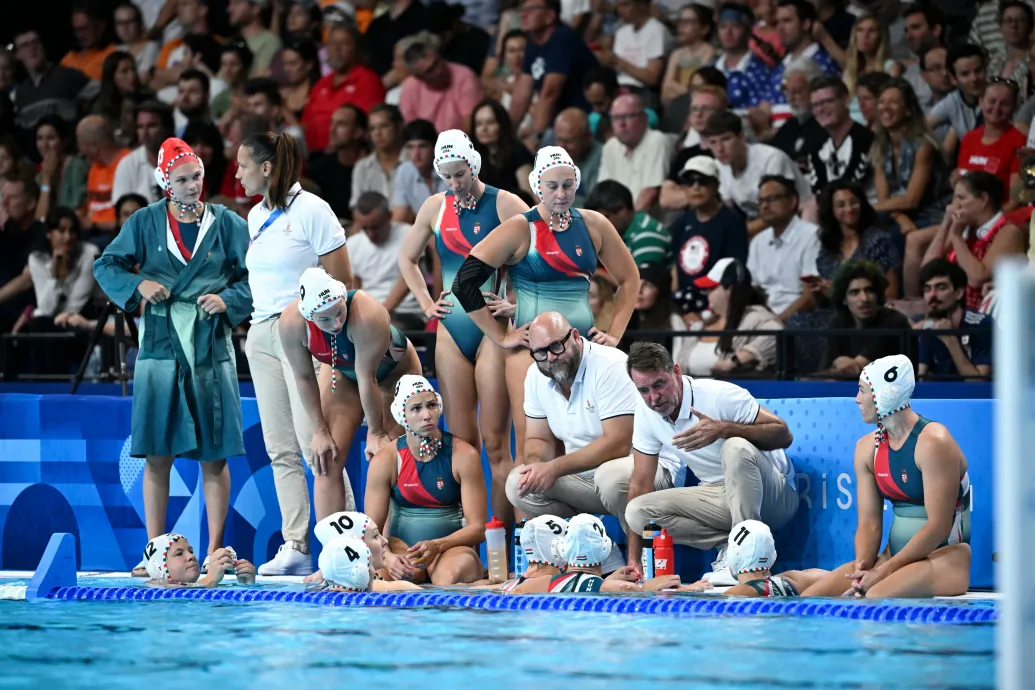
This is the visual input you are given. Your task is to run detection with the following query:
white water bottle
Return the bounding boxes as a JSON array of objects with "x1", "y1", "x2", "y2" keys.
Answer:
[{"x1": 485, "y1": 516, "x2": 508, "y2": 583}]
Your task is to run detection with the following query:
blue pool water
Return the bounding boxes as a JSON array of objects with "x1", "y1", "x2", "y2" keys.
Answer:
[{"x1": 0, "y1": 579, "x2": 995, "y2": 689}]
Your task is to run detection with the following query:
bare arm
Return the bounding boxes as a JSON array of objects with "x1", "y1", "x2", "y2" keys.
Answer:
[
  {"x1": 660, "y1": 50, "x2": 687, "y2": 104},
  {"x1": 391, "y1": 206, "x2": 417, "y2": 225},
  {"x1": 873, "y1": 143, "x2": 937, "y2": 213},
  {"x1": 530, "y1": 74, "x2": 566, "y2": 136},
  {"x1": 319, "y1": 244, "x2": 355, "y2": 290},
  {"x1": 364, "y1": 446, "x2": 397, "y2": 534},
  {"x1": 551, "y1": 414, "x2": 633, "y2": 476},
  {"x1": 398, "y1": 194, "x2": 442, "y2": 315},
  {"x1": 585, "y1": 209, "x2": 639, "y2": 340},
  {"x1": 279, "y1": 306, "x2": 329, "y2": 435},
  {"x1": 350, "y1": 291, "x2": 394, "y2": 436},
  {"x1": 381, "y1": 276, "x2": 412, "y2": 313},
  {"x1": 0, "y1": 267, "x2": 32, "y2": 305},
  {"x1": 877, "y1": 424, "x2": 965, "y2": 576},
  {"x1": 524, "y1": 415, "x2": 559, "y2": 465},
  {"x1": 508, "y1": 74, "x2": 535, "y2": 132},
  {"x1": 634, "y1": 186, "x2": 660, "y2": 213},
  {"x1": 660, "y1": 181, "x2": 690, "y2": 211},
  {"x1": 950, "y1": 223, "x2": 1026, "y2": 288},
  {"x1": 717, "y1": 406, "x2": 792, "y2": 451},
  {"x1": 435, "y1": 440, "x2": 489, "y2": 551},
  {"x1": 938, "y1": 336, "x2": 989, "y2": 379},
  {"x1": 852, "y1": 435, "x2": 885, "y2": 568},
  {"x1": 624, "y1": 450, "x2": 660, "y2": 569},
  {"x1": 614, "y1": 56, "x2": 666, "y2": 89}
]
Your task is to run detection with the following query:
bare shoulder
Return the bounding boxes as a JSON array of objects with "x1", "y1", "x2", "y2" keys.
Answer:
[
  {"x1": 368, "y1": 440, "x2": 399, "y2": 480},
  {"x1": 853, "y1": 434, "x2": 877, "y2": 466},
  {"x1": 450, "y1": 435, "x2": 482, "y2": 470},
  {"x1": 917, "y1": 421, "x2": 963, "y2": 455},
  {"x1": 278, "y1": 302, "x2": 305, "y2": 335},
  {"x1": 417, "y1": 192, "x2": 447, "y2": 222},
  {"x1": 495, "y1": 189, "x2": 530, "y2": 219},
  {"x1": 577, "y1": 208, "x2": 610, "y2": 228}
]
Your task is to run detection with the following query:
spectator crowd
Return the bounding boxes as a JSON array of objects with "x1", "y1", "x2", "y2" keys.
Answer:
[{"x1": 3, "y1": 0, "x2": 1027, "y2": 383}]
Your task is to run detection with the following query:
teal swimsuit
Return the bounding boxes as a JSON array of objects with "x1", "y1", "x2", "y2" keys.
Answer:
[
  {"x1": 305, "y1": 290, "x2": 409, "y2": 382},
  {"x1": 434, "y1": 187, "x2": 505, "y2": 362},
  {"x1": 873, "y1": 416, "x2": 971, "y2": 555},
  {"x1": 389, "y1": 432, "x2": 465, "y2": 546},
  {"x1": 510, "y1": 207, "x2": 597, "y2": 334},
  {"x1": 548, "y1": 571, "x2": 603, "y2": 593}
]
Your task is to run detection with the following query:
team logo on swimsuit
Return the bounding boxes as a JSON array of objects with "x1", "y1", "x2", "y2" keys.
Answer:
[
  {"x1": 437, "y1": 477, "x2": 444, "y2": 490},
  {"x1": 473, "y1": 222, "x2": 481, "y2": 235},
  {"x1": 901, "y1": 469, "x2": 908, "y2": 484},
  {"x1": 575, "y1": 245, "x2": 583, "y2": 256}
]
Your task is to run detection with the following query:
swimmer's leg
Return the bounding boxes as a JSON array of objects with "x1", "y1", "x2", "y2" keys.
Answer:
[
  {"x1": 427, "y1": 546, "x2": 484, "y2": 585},
  {"x1": 316, "y1": 366, "x2": 364, "y2": 520},
  {"x1": 799, "y1": 561, "x2": 866, "y2": 597},
  {"x1": 138, "y1": 455, "x2": 174, "y2": 575},
  {"x1": 201, "y1": 459, "x2": 229, "y2": 557},
  {"x1": 475, "y1": 337, "x2": 513, "y2": 543},
  {"x1": 504, "y1": 348, "x2": 532, "y2": 470},
  {"x1": 435, "y1": 325, "x2": 480, "y2": 449},
  {"x1": 864, "y1": 543, "x2": 972, "y2": 598}
]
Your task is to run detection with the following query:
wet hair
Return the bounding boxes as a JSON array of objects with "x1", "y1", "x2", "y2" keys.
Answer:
[{"x1": 241, "y1": 131, "x2": 303, "y2": 211}]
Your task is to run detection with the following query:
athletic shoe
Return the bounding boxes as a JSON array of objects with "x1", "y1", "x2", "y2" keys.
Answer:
[
  {"x1": 257, "y1": 541, "x2": 313, "y2": 576},
  {"x1": 131, "y1": 558, "x2": 148, "y2": 577},
  {"x1": 702, "y1": 546, "x2": 737, "y2": 586}
]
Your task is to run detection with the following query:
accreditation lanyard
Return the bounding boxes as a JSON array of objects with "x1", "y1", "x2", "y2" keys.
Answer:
[{"x1": 249, "y1": 193, "x2": 301, "y2": 248}]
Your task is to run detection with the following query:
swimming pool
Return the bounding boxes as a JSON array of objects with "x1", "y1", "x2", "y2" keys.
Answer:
[{"x1": 0, "y1": 578, "x2": 996, "y2": 689}]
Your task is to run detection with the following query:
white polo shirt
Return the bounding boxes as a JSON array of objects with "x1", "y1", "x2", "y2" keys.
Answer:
[
  {"x1": 718, "y1": 143, "x2": 814, "y2": 220},
  {"x1": 524, "y1": 339, "x2": 640, "y2": 477},
  {"x1": 746, "y1": 214, "x2": 821, "y2": 315},
  {"x1": 632, "y1": 376, "x2": 794, "y2": 486},
  {"x1": 246, "y1": 182, "x2": 347, "y2": 323}
]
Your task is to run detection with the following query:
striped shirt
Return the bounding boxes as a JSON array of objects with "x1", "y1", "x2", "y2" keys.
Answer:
[{"x1": 623, "y1": 211, "x2": 672, "y2": 266}]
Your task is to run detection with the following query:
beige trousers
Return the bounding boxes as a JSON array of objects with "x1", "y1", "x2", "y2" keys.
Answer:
[
  {"x1": 625, "y1": 437, "x2": 799, "y2": 550},
  {"x1": 505, "y1": 455, "x2": 672, "y2": 531},
  {"x1": 245, "y1": 318, "x2": 357, "y2": 548}
]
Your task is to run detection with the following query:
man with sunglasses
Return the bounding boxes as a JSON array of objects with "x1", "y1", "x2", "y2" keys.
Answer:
[
  {"x1": 505, "y1": 311, "x2": 669, "y2": 574},
  {"x1": 669, "y1": 156, "x2": 748, "y2": 321}
]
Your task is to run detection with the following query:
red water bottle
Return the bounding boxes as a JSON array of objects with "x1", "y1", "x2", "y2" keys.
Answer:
[{"x1": 654, "y1": 528, "x2": 675, "y2": 576}]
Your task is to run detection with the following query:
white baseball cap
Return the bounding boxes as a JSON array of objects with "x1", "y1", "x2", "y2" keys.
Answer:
[
  {"x1": 561, "y1": 514, "x2": 613, "y2": 568},
  {"x1": 314, "y1": 511, "x2": 374, "y2": 546},
  {"x1": 726, "y1": 520, "x2": 777, "y2": 577},
  {"x1": 693, "y1": 257, "x2": 750, "y2": 289},
  {"x1": 678, "y1": 155, "x2": 720, "y2": 183},
  {"x1": 319, "y1": 536, "x2": 372, "y2": 592},
  {"x1": 522, "y1": 515, "x2": 568, "y2": 567}
]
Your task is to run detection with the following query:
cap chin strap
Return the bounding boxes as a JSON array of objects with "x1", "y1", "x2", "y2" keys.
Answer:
[
  {"x1": 548, "y1": 210, "x2": 572, "y2": 232},
  {"x1": 453, "y1": 190, "x2": 478, "y2": 213},
  {"x1": 170, "y1": 197, "x2": 204, "y2": 221},
  {"x1": 405, "y1": 419, "x2": 442, "y2": 458}
]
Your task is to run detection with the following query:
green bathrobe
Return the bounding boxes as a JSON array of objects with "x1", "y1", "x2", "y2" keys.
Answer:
[{"x1": 94, "y1": 201, "x2": 252, "y2": 461}]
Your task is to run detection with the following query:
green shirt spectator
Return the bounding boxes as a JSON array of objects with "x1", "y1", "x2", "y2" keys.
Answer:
[{"x1": 584, "y1": 179, "x2": 671, "y2": 266}]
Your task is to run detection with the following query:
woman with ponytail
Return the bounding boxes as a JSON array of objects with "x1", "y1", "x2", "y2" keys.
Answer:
[
  {"x1": 236, "y1": 130, "x2": 355, "y2": 577},
  {"x1": 94, "y1": 138, "x2": 252, "y2": 577}
]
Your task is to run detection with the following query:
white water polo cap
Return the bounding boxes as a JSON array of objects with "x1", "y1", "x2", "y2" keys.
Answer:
[
  {"x1": 434, "y1": 129, "x2": 481, "y2": 178},
  {"x1": 319, "y1": 536, "x2": 372, "y2": 592},
  {"x1": 527, "y1": 146, "x2": 581, "y2": 201},
  {"x1": 297, "y1": 267, "x2": 346, "y2": 321},
  {"x1": 144, "y1": 533, "x2": 186, "y2": 581},
  {"x1": 726, "y1": 520, "x2": 777, "y2": 577},
  {"x1": 522, "y1": 515, "x2": 569, "y2": 567},
  {"x1": 314, "y1": 511, "x2": 374, "y2": 546},
  {"x1": 562, "y1": 514, "x2": 612, "y2": 568},
  {"x1": 860, "y1": 354, "x2": 915, "y2": 444}
]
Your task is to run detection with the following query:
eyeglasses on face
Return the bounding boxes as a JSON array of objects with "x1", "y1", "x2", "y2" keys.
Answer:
[{"x1": 530, "y1": 330, "x2": 574, "y2": 361}]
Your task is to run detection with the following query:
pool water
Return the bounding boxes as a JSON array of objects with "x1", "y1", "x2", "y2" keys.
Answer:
[{"x1": 0, "y1": 580, "x2": 995, "y2": 689}]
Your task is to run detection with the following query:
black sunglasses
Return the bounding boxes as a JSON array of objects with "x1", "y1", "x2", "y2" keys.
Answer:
[
  {"x1": 679, "y1": 172, "x2": 716, "y2": 188},
  {"x1": 531, "y1": 330, "x2": 574, "y2": 362}
]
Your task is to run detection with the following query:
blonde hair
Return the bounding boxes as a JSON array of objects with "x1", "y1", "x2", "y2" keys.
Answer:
[{"x1": 844, "y1": 14, "x2": 891, "y2": 98}]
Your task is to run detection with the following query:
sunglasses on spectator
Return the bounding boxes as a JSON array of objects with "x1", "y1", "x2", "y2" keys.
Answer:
[
  {"x1": 989, "y1": 76, "x2": 1020, "y2": 92},
  {"x1": 680, "y1": 173, "x2": 715, "y2": 187},
  {"x1": 531, "y1": 330, "x2": 574, "y2": 362}
]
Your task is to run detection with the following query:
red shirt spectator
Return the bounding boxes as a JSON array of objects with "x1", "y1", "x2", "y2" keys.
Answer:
[
  {"x1": 956, "y1": 124, "x2": 1025, "y2": 194},
  {"x1": 300, "y1": 25, "x2": 385, "y2": 153}
]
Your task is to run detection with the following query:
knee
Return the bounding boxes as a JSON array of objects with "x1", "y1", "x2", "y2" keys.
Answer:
[
  {"x1": 481, "y1": 431, "x2": 510, "y2": 467},
  {"x1": 504, "y1": 467, "x2": 523, "y2": 506},
  {"x1": 201, "y1": 459, "x2": 226, "y2": 475},
  {"x1": 625, "y1": 496, "x2": 650, "y2": 533},
  {"x1": 146, "y1": 456, "x2": 174, "y2": 471},
  {"x1": 593, "y1": 461, "x2": 630, "y2": 504},
  {"x1": 720, "y1": 437, "x2": 759, "y2": 469},
  {"x1": 904, "y1": 230, "x2": 928, "y2": 253}
]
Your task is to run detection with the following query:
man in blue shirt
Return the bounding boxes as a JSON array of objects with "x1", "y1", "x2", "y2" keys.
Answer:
[
  {"x1": 917, "y1": 259, "x2": 993, "y2": 381},
  {"x1": 509, "y1": 0, "x2": 599, "y2": 145},
  {"x1": 713, "y1": 2, "x2": 773, "y2": 115}
]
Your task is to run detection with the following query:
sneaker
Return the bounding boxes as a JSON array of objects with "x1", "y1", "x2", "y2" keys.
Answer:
[
  {"x1": 131, "y1": 559, "x2": 148, "y2": 577},
  {"x1": 702, "y1": 546, "x2": 737, "y2": 587},
  {"x1": 257, "y1": 541, "x2": 313, "y2": 576},
  {"x1": 601, "y1": 541, "x2": 626, "y2": 575}
]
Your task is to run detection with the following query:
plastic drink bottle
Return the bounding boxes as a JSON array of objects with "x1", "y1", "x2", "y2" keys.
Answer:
[
  {"x1": 654, "y1": 528, "x2": 675, "y2": 576},
  {"x1": 486, "y1": 516, "x2": 508, "y2": 582},
  {"x1": 641, "y1": 520, "x2": 660, "y2": 579},
  {"x1": 513, "y1": 519, "x2": 527, "y2": 577}
]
